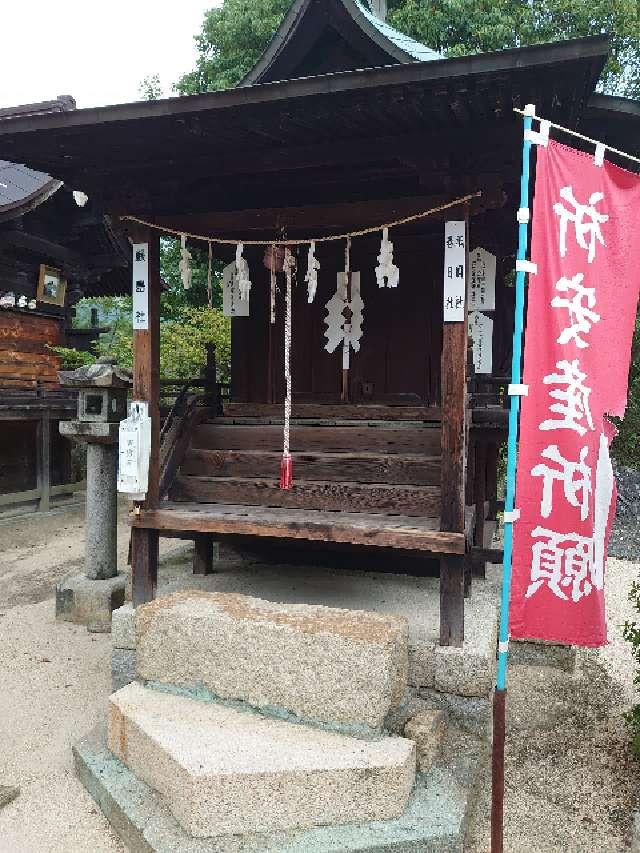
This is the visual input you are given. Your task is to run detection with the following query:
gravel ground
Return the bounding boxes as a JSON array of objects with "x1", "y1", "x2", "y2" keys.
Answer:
[
  {"x1": 468, "y1": 557, "x2": 640, "y2": 853},
  {"x1": 0, "y1": 503, "x2": 638, "y2": 852},
  {"x1": 608, "y1": 463, "x2": 640, "y2": 562}
]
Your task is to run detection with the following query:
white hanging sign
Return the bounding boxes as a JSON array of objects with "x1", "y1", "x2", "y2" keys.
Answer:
[
  {"x1": 117, "y1": 401, "x2": 152, "y2": 501},
  {"x1": 468, "y1": 310, "x2": 494, "y2": 374},
  {"x1": 468, "y1": 247, "x2": 496, "y2": 311},
  {"x1": 324, "y1": 272, "x2": 363, "y2": 359},
  {"x1": 443, "y1": 221, "x2": 466, "y2": 322},
  {"x1": 132, "y1": 243, "x2": 149, "y2": 330},
  {"x1": 222, "y1": 261, "x2": 250, "y2": 317}
]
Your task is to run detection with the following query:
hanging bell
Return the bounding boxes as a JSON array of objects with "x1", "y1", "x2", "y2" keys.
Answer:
[{"x1": 263, "y1": 244, "x2": 285, "y2": 273}]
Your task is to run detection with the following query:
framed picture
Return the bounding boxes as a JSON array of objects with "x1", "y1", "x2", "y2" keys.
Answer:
[{"x1": 37, "y1": 265, "x2": 67, "y2": 306}]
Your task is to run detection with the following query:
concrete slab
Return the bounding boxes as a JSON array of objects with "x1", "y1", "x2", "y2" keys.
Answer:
[
  {"x1": 155, "y1": 563, "x2": 498, "y2": 699},
  {"x1": 75, "y1": 717, "x2": 487, "y2": 852},
  {"x1": 136, "y1": 591, "x2": 409, "y2": 729},
  {"x1": 108, "y1": 683, "x2": 415, "y2": 837},
  {"x1": 56, "y1": 571, "x2": 125, "y2": 633}
]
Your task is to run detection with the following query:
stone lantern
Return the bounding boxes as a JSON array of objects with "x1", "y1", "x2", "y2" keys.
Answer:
[{"x1": 56, "y1": 357, "x2": 132, "y2": 631}]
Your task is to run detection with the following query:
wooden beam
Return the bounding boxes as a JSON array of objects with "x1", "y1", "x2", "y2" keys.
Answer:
[
  {"x1": 473, "y1": 440, "x2": 488, "y2": 574},
  {"x1": 439, "y1": 214, "x2": 469, "y2": 646},
  {"x1": 440, "y1": 306, "x2": 468, "y2": 531},
  {"x1": 133, "y1": 232, "x2": 161, "y2": 508},
  {"x1": 37, "y1": 410, "x2": 51, "y2": 513},
  {"x1": 146, "y1": 193, "x2": 488, "y2": 240},
  {"x1": 193, "y1": 534, "x2": 214, "y2": 576},
  {"x1": 131, "y1": 230, "x2": 161, "y2": 605},
  {"x1": 131, "y1": 528, "x2": 159, "y2": 607},
  {"x1": 132, "y1": 503, "x2": 466, "y2": 554},
  {"x1": 439, "y1": 555, "x2": 465, "y2": 646}
]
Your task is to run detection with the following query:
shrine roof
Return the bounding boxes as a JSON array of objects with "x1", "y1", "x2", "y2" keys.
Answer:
[
  {"x1": 353, "y1": 1, "x2": 440, "y2": 62},
  {"x1": 241, "y1": 0, "x2": 440, "y2": 86},
  {"x1": 0, "y1": 36, "x2": 613, "y2": 234},
  {"x1": 0, "y1": 97, "x2": 74, "y2": 221}
]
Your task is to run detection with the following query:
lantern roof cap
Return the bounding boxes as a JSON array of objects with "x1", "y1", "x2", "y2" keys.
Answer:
[{"x1": 59, "y1": 356, "x2": 132, "y2": 389}]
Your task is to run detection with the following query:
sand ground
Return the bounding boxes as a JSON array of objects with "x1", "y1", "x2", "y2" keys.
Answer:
[{"x1": 0, "y1": 503, "x2": 638, "y2": 852}]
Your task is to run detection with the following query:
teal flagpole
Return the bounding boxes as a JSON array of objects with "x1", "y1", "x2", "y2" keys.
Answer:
[{"x1": 491, "y1": 104, "x2": 537, "y2": 853}]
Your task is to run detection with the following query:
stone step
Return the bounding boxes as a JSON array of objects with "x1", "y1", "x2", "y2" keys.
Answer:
[
  {"x1": 108, "y1": 683, "x2": 416, "y2": 839},
  {"x1": 136, "y1": 591, "x2": 408, "y2": 729}
]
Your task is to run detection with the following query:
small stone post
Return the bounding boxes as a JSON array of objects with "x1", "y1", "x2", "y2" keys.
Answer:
[{"x1": 56, "y1": 357, "x2": 132, "y2": 631}]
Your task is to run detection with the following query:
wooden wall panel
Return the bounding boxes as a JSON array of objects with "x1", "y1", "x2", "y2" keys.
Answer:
[
  {"x1": 230, "y1": 233, "x2": 444, "y2": 406},
  {"x1": 0, "y1": 311, "x2": 62, "y2": 388}
]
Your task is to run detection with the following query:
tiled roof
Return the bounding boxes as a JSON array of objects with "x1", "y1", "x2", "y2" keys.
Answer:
[
  {"x1": 354, "y1": 0, "x2": 441, "y2": 62},
  {"x1": 0, "y1": 160, "x2": 53, "y2": 209}
]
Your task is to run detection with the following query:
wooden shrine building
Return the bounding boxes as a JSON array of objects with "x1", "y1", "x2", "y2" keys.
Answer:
[
  {"x1": 0, "y1": 97, "x2": 129, "y2": 512},
  {"x1": 0, "y1": 0, "x2": 638, "y2": 641}
]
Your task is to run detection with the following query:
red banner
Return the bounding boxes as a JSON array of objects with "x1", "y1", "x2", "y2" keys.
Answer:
[{"x1": 510, "y1": 140, "x2": 640, "y2": 647}]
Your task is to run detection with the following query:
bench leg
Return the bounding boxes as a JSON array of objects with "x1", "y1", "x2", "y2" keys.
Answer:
[
  {"x1": 132, "y1": 528, "x2": 159, "y2": 607},
  {"x1": 464, "y1": 552, "x2": 472, "y2": 599},
  {"x1": 440, "y1": 555, "x2": 465, "y2": 647},
  {"x1": 193, "y1": 534, "x2": 214, "y2": 576}
]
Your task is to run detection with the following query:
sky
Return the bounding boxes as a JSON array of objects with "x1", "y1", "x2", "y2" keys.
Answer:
[{"x1": 0, "y1": 1, "x2": 222, "y2": 110}]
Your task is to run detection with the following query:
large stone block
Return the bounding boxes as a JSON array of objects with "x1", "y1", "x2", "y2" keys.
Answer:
[
  {"x1": 56, "y1": 572, "x2": 125, "y2": 633},
  {"x1": 136, "y1": 591, "x2": 408, "y2": 729},
  {"x1": 404, "y1": 711, "x2": 445, "y2": 773},
  {"x1": 108, "y1": 683, "x2": 415, "y2": 838},
  {"x1": 112, "y1": 603, "x2": 135, "y2": 650}
]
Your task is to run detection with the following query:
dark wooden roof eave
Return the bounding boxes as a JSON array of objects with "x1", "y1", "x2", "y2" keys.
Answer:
[
  {"x1": 0, "y1": 35, "x2": 609, "y2": 178},
  {"x1": 582, "y1": 93, "x2": 640, "y2": 165}
]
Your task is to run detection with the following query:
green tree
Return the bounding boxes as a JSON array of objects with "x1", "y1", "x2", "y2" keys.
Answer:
[
  {"x1": 177, "y1": 0, "x2": 639, "y2": 97},
  {"x1": 160, "y1": 238, "x2": 224, "y2": 318},
  {"x1": 94, "y1": 303, "x2": 231, "y2": 383},
  {"x1": 139, "y1": 73, "x2": 164, "y2": 100},
  {"x1": 177, "y1": 0, "x2": 291, "y2": 94},
  {"x1": 388, "y1": 0, "x2": 639, "y2": 98}
]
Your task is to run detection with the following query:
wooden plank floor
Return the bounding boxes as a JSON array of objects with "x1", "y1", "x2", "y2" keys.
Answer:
[{"x1": 132, "y1": 502, "x2": 466, "y2": 554}]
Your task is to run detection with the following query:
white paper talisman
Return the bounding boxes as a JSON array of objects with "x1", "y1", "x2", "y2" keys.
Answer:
[
  {"x1": 443, "y1": 221, "x2": 466, "y2": 322},
  {"x1": 222, "y1": 261, "x2": 250, "y2": 317},
  {"x1": 468, "y1": 247, "x2": 496, "y2": 311},
  {"x1": 132, "y1": 243, "x2": 149, "y2": 330},
  {"x1": 468, "y1": 310, "x2": 494, "y2": 374}
]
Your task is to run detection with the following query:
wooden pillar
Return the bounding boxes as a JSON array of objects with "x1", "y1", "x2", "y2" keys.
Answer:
[
  {"x1": 487, "y1": 439, "x2": 499, "y2": 520},
  {"x1": 131, "y1": 529, "x2": 159, "y2": 607},
  {"x1": 472, "y1": 438, "x2": 488, "y2": 579},
  {"x1": 131, "y1": 230, "x2": 161, "y2": 605},
  {"x1": 37, "y1": 409, "x2": 51, "y2": 513},
  {"x1": 193, "y1": 535, "x2": 214, "y2": 575},
  {"x1": 439, "y1": 215, "x2": 469, "y2": 647},
  {"x1": 440, "y1": 555, "x2": 465, "y2": 646}
]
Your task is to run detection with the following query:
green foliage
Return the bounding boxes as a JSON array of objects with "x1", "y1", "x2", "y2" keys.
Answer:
[
  {"x1": 623, "y1": 578, "x2": 640, "y2": 755},
  {"x1": 93, "y1": 302, "x2": 231, "y2": 383},
  {"x1": 66, "y1": 291, "x2": 231, "y2": 383},
  {"x1": 47, "y1": 345, "x2": 94, "y2": 371},
  {"x1": 177, "y1": 0, "x2": 639, "y2": 97},
  {"x1": 176, "y1": 0, "x2": 291, "y2": 94},
  {"x1": 159, "y1": 238, "x2": 224, "y2": 318},
  {"x1": 139, "y1": 73, "x2": 164, "y2": 100},
  {"x1": 388, "y1": 0, "x2": 639, "y2": 97}
]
